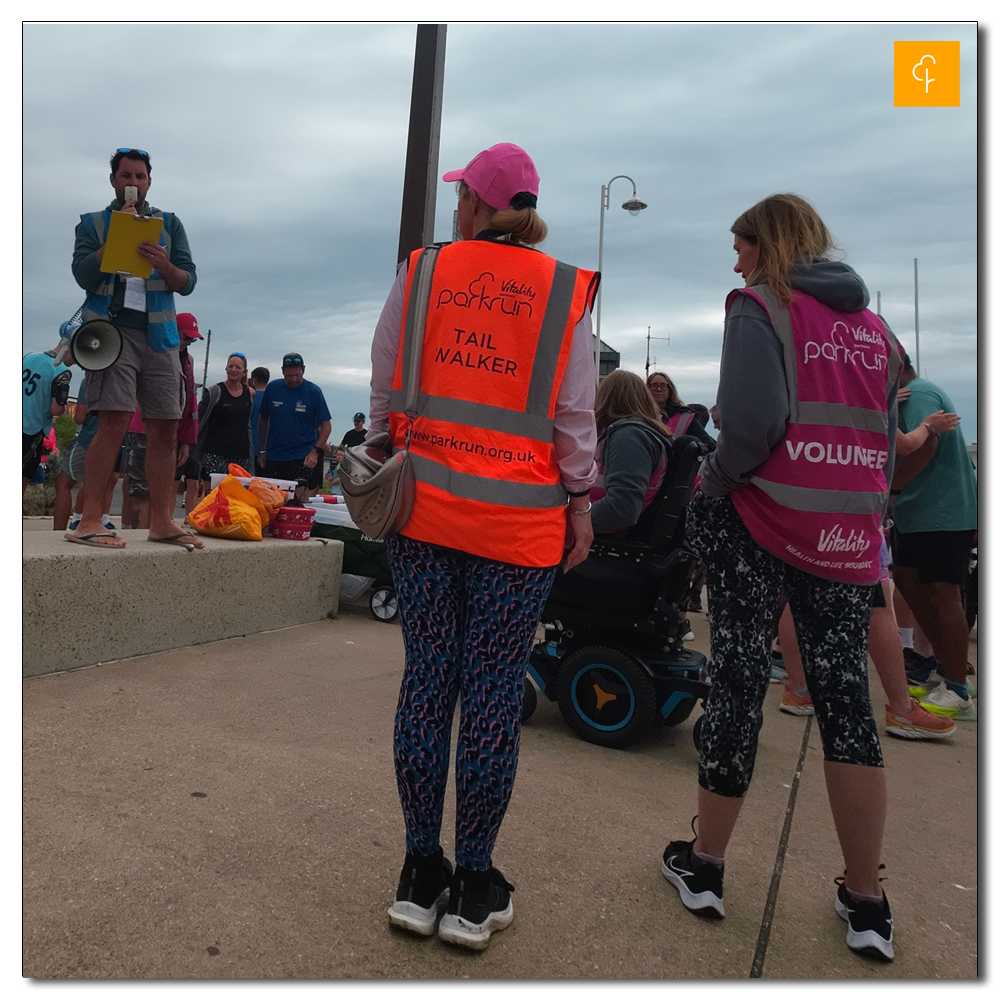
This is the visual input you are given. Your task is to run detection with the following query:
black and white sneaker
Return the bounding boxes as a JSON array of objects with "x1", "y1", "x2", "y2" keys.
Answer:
[
  {"x1": 835, "y1": 881, "x2": 894, "y2": 961},
  {"x1": 661, "y1": 839, "x2": 725, "y2": 918},
  {"x1": 437, "y1": 865, "x2": 515, "y2": 950},
  {"x1": 387, "y1": 848, "x2": 453, "y2": 936}
]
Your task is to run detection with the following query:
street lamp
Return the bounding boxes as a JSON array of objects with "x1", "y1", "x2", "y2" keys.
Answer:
[
  {"x1": 595, "y1": 174, "x2": 647, "y2": 381},
  {"x1": 645, "y1": 326, "x2": 670, "y2": 379}
]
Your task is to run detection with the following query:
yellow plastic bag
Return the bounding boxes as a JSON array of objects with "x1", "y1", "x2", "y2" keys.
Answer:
[{"x1": 189, "y1": 474, "x2": 268, "y2": 541}]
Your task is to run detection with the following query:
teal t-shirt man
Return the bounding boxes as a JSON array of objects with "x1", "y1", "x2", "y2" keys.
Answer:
[{"x1": 893, "y1": 377, "x2": 977, "y2": 533}]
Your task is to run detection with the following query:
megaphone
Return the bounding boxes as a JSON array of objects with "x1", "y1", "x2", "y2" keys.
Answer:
[{"x1": 63, "y1": 319, "x2": 124, "y2": 372}]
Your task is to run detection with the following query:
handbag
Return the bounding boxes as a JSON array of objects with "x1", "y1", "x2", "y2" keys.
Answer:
[{"x1": 339, "y1": 244, "x2": 442, "y2": 539}]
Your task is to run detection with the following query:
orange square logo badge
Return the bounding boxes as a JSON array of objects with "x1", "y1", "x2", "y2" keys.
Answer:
[{"x1": 894, "y1": 41, "x2": 960, "y2": 107}]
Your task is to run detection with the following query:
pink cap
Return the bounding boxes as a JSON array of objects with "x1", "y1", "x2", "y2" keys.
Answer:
[{"x1": 442, "y1": 143, "x2": 539, "y2": 211}]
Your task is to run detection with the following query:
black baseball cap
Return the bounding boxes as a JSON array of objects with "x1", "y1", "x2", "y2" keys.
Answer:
[
  {"x1": 354, "y1": 412, "x2": 365, "y2": 421},
  {"x1": 282, "y1": 353, "x2": 304, "y2": 368}
]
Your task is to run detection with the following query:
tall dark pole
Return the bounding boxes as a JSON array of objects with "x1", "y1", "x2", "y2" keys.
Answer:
[{"x1": 397, "y1": 24, "x2": 447, "y2": 265}]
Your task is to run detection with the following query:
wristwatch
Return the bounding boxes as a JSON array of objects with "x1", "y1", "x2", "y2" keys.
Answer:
[{"x1": 922, "y1": 422, "x2": 939, "y2": 436}]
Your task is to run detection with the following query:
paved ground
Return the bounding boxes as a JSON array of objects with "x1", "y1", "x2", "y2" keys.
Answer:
[{"x1": 21, "y1": 587, "x2": 978, "y2": 980}]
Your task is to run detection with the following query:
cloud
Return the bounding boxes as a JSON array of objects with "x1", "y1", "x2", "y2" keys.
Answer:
[{"x1": 20, "y1": 21, "x2": 979, "y2": 442}]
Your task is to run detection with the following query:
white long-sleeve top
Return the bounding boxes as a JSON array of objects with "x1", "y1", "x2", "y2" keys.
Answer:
[{"x1": 368, "y1": 258, "x2": 599, "y2": 494}]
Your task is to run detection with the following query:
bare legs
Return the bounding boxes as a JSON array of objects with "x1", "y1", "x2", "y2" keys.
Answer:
[
  {"x1": 144, "y1": 419, "x2": 201, "y2": 546},
  {"x1": 70, "y1": 409, "x2": 131, "y2": 546},
  {"x1": 825, "y1": 761, "x2": 887, "y2": 896},
  {"x1": 892, "y1": 567, "x2": 969, "y2": 684}
]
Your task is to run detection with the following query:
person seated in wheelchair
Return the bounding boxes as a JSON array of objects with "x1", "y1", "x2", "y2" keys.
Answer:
[{"x1": 550, "y1": 368, "x2": 673, "y2": 614}]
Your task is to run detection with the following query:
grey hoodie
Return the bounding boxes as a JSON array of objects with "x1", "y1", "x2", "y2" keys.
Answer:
[{"x1": 699, "y1": 258, "x2": 897, "y2": 498}]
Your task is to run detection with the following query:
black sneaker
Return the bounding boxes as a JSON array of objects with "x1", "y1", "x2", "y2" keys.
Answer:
[
  {"x1": 387, "y1": 848, "x2": 453, "y2": 936},
  {"x1": 661, "y1": 839, "x2": 724, "y2": 917},
  {"x1": 903, "y1": 648, "x2": 942, "y2": 685},
  {"x1": 835, "y1": 880, "x2": 894, "y2": 961},
  {"x1": 437, "y1": 865, "x2": 515, "y2": 950}
]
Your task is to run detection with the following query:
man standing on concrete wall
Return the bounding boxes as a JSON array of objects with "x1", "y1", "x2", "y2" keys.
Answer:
[{"x1": 66, "y1": 147, "x2": 201, "y2": 549}]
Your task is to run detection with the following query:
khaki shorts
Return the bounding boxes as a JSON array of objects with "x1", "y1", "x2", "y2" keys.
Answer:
[{"x1": 85, "y1": 322, "x2": 183, "y2": 420}]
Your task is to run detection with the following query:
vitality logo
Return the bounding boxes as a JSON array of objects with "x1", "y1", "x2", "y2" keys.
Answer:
[{"x1": 894, "y1": 41, "x2": 960, "y2": 107}]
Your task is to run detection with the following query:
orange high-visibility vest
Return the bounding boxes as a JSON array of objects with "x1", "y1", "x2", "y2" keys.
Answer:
[{"x1": 388, "y1": 240, "x2": 599, "y2": 567}]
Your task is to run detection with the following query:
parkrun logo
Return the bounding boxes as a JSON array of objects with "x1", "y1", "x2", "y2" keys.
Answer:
[
  {"x1": 436, "y1": 271, "x2": 535, "y2": 318},
  {"x1": 894, "y1": 41, "x2": 960, "y2": 107},
  {"x1": 817, "y1": 524, "x2": 872, "y2": 556},
  {"x1": 803, "y1": 321, "x2": 887, "y2": 371}
]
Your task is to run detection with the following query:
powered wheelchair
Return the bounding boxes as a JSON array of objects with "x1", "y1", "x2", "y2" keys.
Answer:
[{"x1": 522, "y1": 434, "x2": 710, "y2": 750}]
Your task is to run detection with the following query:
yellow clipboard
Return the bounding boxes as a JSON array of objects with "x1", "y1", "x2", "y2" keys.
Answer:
[{"x1": 99, "y1": 211, "x2": 164, "y2": 279}]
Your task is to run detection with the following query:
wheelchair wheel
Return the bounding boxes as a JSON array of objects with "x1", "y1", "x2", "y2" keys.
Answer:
[
  {"x1": 663, "y1": 696, "x2": 696, "y2": 728},
  {"x1": 369, "y1": 585, "x2": 398, "y2": 623},
  {"x1": 692, "y1": 714, "x2": 704, "y2": 752},
  {"x1": 556, "y1": 645, "x2": 657, "y2": 749},
  {"x1": 522, "y1": 676, "x2": 538, "y2": 723}
]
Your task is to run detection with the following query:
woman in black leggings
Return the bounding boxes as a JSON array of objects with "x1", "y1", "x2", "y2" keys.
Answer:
[{"x1": 661, "y1": 194, "x2": 900, "y2": 962}]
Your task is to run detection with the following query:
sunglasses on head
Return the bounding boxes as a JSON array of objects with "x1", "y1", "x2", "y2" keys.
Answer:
[
  {"x1": 229, "y1": 352, "x2": 246, "y2": 360},
  {"x1": 116, "y1": 147, "x2": 149, "y2": 156}
]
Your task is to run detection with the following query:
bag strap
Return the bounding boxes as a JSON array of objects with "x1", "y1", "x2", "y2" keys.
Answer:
[{"x1": 399, "y1": 244, "x2": 446, "y2": 447}]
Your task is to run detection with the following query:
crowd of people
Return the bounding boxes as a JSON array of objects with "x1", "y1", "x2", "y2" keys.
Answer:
[
  {"x1": 24, "y1": 147, "x2": 368, "y2": 544},
  {"x1": 23, "y1": 144, "x2": 976, "y2": 964}
]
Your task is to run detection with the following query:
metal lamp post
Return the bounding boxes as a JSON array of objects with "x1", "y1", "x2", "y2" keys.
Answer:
[{"x1": 595, "y1": 175, "x2": 647, "y2": 381}]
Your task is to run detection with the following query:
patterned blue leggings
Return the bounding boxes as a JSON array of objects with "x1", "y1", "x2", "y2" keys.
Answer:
[
  {"x1": 386, "y1": 533, "x2": 557, "y2": 870},
  {"x1": 686, "y1": 493, "x2": 883, "y2": 798}
]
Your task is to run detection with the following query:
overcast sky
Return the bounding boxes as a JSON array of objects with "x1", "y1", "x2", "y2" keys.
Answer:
[{"x1": 20, "y1": 20, "x2": 979, "y2": 443}]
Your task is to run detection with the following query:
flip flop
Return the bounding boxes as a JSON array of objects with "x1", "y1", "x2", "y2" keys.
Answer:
[
  {"x1": 148, "y1": 531, "x2": 204, "y2": 551},
  {"x1": 64, "y1": 531, "x2": 125, "y2": 549}
]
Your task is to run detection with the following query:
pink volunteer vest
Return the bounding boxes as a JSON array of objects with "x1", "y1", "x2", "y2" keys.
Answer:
[
  {"x1": 665, "y1": 410, "x2": 694, "y2": 436},
  {"x1": 728, "y1": 285, "x2": 902, "y2": 584},
  {"x1": 590, "y1": 419, "x2": 667, "y2": 539}
]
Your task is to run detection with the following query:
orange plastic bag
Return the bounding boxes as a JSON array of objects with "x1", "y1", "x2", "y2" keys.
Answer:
[
  {"x1": 246, "y1": 477, "x2": 286, "y2": 527},
  {"x1": 228, "y1": 463, "x2": 253, "y2": 478},
  {"x1": 189, "y1": 474, "x2": 268, "y2": 541}
]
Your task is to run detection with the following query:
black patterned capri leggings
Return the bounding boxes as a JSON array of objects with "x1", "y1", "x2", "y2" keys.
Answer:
[
  {"x1": 385, "y1": 533, "x2": 557, "y2": 871},
  {"x1": 685, "y1": 492, "x2": 883, "y2": 799}
]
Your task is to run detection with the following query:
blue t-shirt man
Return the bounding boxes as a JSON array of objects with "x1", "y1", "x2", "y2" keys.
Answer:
[{"x1": 257, "y1": 353, "x2": 331, "y2": 491}]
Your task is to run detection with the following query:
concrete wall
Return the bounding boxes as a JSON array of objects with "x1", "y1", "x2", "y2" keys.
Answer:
[{"x1": 22, "y1": 532, "x2": 343, "y2": 677}]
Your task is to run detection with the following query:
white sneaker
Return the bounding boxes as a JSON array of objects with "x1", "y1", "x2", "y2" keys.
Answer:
[{"x1": 919, "y1": 685, "x2": 977, "y2": 721}]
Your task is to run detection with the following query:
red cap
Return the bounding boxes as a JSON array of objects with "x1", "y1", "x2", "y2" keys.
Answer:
[{"x1": 177, "y1": 313, "x2": 202, "y2": 340}]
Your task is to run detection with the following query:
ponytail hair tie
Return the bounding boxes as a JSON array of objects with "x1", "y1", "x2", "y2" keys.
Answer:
[{"x1": 509, "y1": 191, "x2": 537, "y2": 211}]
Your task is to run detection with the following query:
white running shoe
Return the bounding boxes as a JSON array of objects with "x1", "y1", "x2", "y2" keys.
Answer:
[{"x1": 919, "y1": 685, "x2": 977, "y2": 721}]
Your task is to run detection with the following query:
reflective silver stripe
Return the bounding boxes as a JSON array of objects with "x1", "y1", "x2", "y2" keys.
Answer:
[
  {"x1": 750, "y1": 476, "x2": 887, "y2": 515},
  {"x1": 749, "y1": 285, "x2": 801, "y2": 420},
  {"x1": 525, "y1": 260, "x2": 578, "y2": 416},
  {"x1": 148, "y1": 310, "x2": 174, "y2": 324},
  {"x1": 90, "y1": 212, "x2": 106, "y2": 242},
  {"x1": 401, "y1": 246, "x2": 441, "y2": 417},
  {"x1": 390, "y1": 390, "x2": 554, "y2": 441},
  {"x1": 411, "y1": 453, "x2": 566, "y2": 507},
  {"x1": 796, "y1": 401, "x2": 888, "y2": 433},
  {"x1": 146, "y1": 279, "x2": 168, "y2": 291}
]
